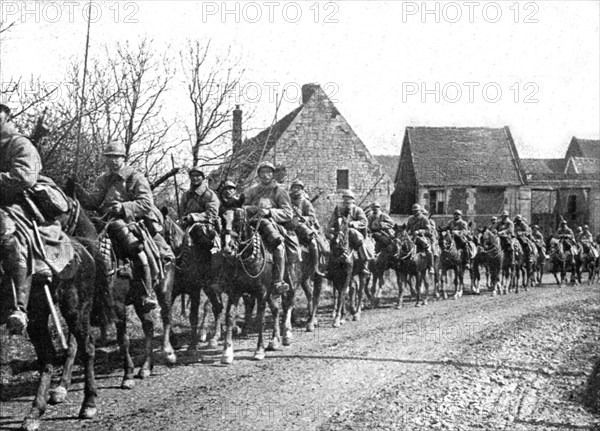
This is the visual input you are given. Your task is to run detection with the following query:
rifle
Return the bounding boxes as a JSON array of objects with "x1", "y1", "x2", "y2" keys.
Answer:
[
  {"x1": 358, "y1": 174, "x2": 386, "y2": 208},
  {"x1": 29, "y1": 108, "x2": 49, "y2": 147}
]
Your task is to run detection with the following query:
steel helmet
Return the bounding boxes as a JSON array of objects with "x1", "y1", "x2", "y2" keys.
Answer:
[
  {"x1": 422, "y1": 209, "x2": 429, "y2": 216},
  {"x1": 454, "y1": 209, "x2": 463, "y2": 216},
  {"x1": 501, "y1": 210, "x2": 509, "y2": 217},
  {"x1": 104, "y1": 142, "x2": 126, "y2": 157},
  {"x1": 189, "y1": 167, "x2": 204, "y2": 177},
  {"x1": 514, "y1": 214, "x2": 522, "y2": 221},
  {"x1": 412, "y1": 203, "x2": 422, "y2": 211},
  {"x1": 342, "y1": 190, "x2": 355, "y2": 199},
  {"x1": 290, "y1": 179, "x2": 305, "y2": 189},
  {"x1": 222, "y1": 180, "x2": 236, "y2": 190},
  {"x1": 372, "y1": 202, "x2": 381, "y2": 208},
  {"x1": 257, "y1": 161, "x2": 275, "y2": 173}
]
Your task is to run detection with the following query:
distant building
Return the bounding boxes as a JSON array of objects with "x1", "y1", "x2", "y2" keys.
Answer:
[
  {"x1": 390, "y1": 126, "x2": 530, "y2": 227},
  {"x1": 210, "y1": 83, "x2": 392, "y2": 224},
  {"x1": 522, "y1": 137, "x2": 600, "y2": 235}
]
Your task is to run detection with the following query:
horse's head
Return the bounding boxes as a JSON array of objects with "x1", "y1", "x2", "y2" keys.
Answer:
[
  {"x1": 396, "y1": 228, "x2": 415, "y2": 257},
  {"x1": 439, "y1": 229, "x2": 454, "y2": 251},
  {"x1": 481, "y1": 228, "x2": 499, "y2": 251},
  {"x1": 329, "y1": 216, "x2": 350, "y2": 258}
]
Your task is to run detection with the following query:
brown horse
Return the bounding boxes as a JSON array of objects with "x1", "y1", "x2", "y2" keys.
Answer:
[
  {"x1": 327, "y1": 217, "x2": 371, "y2": 326},
  {"x1": 548, "y1": 237, "x2": 581, "y2": 286},
  {"x1": 478, "y1": 228, "x2": 504, "y2": 295},
  {"x1": 220, "y1": 208, "x2": 300, "y2": 363},
  {"x1": 0, "y1": 210, "x2": 103, "y2": 431},
  {"x1": 578, "y1": 240, "x2": 597, "y2": 285},
  {"x1": 368, "y1": 231, "x2": 400, "y2": 307},
  {"x1": 172, "y1": 221, "x2": 223, "y2": 350},
  {"x1": 298, "y1": 233, "x2": 329, "y2": 332},
  {"x1": 438, "y1": 229, "x2": 466, "y2": 299},
  {"x1": 395, "y1": 228, "x2": 430, "y2": 307},
  {"x1": 53, "y1": 191, "x2": 177, "y2": 392}
]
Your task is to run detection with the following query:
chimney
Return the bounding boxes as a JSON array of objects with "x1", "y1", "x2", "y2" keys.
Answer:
[
  {"x1": 301, "y1": 83, "x2": 320, "y2": 104},
  {"x1": 232, "y1": 105, "x2": 242, "y2": 146}
]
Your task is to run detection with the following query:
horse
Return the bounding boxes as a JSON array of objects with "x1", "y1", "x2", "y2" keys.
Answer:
[
  {"x1": 438, "y1": 229, "x2": 466, "y2": 299},
  {"x1": 395, "y1": 227, "x2": 430, "y2": 307},
  {"x1": 516, "y1": 233, "x2": 538, "y2": 290},
  {"x1": 327, "y1": 217, "x2": 371, "y2": 326},
  {"x1": 172, "y1": 221, "x2": 223, "y2": 350},
  {"x1": 478, "y1": 228, "x2": 504, "y2": 295},
  {"x1": 219, "y1": 208, "x2": 299, "y2": 364},
  {"x1": 54, "y1": 188, "x2": 177, "y2": 391},
  {"x1": 498, "y1": 232, "x2": 525, "y2": 293},
  {"x1": 0, "y1": 210, "x2": 103, "y2": 431},
  {"x1": 577, "y1": 240, "x2": 597, "y2": 285},
  {"x1": 548, "y1": 236, "x2": 581, "y2": 286},
  {"x1": 472, "y1": 230, "x2": 491, "y2": 292},
  {"x1": 368, "y1": 231, "x2": 400, "y2": 308},
  {"x1": 298, "y1": 232, "x2": 329, "y2": 332}
]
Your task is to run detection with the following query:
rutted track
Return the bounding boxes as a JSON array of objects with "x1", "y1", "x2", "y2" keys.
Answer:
[{"x1": 1, "y1": 277, "x2": 599, "y2": 431}]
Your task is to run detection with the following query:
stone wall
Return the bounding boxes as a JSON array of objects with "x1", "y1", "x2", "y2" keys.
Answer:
[{"x1": 264, "y1": 85, "x2": 392, "y2": 227}]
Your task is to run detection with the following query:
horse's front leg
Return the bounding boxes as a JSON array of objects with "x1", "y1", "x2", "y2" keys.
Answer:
[
  {"x1": 306, "y1": 275, "x2": 322, "y2": 332},
  {"x1": 23, "y1": 294, "x2": 53, "y2": 431},
  {"x1": 49, "y1": 332, "x2": 77, "y2": 405},
  {"x1": 204, "y1": 286, "x2": 223, "y2": 349},
  {"x1": 267, "y1": 293, "x2": 282, "y2": 351},
  {"x1": 221, "y1": 292, "x2": 240, "y2": 364},
  {"x1": 254, "y1": 296, "x2": 267, "y2": 360},
  {"x1": 133, "y1": 300, "x2": 154, "y2": 379},
  {"x1": 156, "y1": 267, "x2": 176, "y2": 365}
]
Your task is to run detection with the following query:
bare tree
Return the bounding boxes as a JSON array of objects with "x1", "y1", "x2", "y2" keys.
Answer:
[{"x1": 181, "y1": 40, "x2": 246, "y2": 170}]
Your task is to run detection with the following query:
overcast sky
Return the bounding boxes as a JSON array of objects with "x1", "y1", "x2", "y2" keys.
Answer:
[{"x1": 1, "y1": 1, "x2": 598, "y2": 158}]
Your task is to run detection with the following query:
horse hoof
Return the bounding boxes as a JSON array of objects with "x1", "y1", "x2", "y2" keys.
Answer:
[
  {"x1": 422, "y1": 300, "x2": 428, "y2": 306},
  {"x1": 21, "y1": 418, "x2": 40, "y2": 431},
  {"x1": 164, "y1": 352, "x2": 177, "y2": 366},
  {"x1": 221, "y1": 347, "x2": 234, "y2": 364},
  {"x1": 306, "y1": 322, "x2": 315, "y2": 332},
  {"x1": 443, "y1": 293, "x2": 448, "y2": 300},
  {"x1": 332, "y1": 320, "x2": 341, "y2": 328},
  {"x1": 207, "y1": 339, "x2": 219, "y2": 349},
  {"x1": 49, "y1": 386, "x2": 68, "y2": 404},
  {"x1": 453, "y1": 294, "x2": 458, "y2": 300},
  {"x1": 121, "y1": 379, "x2": 135, "y2": 390},
  {"x1": 79, "y1": 406, "x2": 97, "y2": 420},
  {"x1": 352, "y1": 314, "x2": 361, "y2": 322},
  {"x1": 253, "y1": 349, "x2": 266, "y2": 361},
  {"x1": 267, "y1": 338, "x2": 281, "y2": 351},
  {"x1": 137, "y1": 368, "x2": 151, "y2": 379},
  {"x1": 199, "y1": 332, "x2": 208, "y2": 343}
]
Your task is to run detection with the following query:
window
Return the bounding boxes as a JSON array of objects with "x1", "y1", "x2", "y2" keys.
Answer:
[
  {"x1": 567, "y1": 195, "x2": 577, "y2": 213},
  {"x1": 337, "y1": 169, "x2": 349, "y2": 190},
  {"x1": 429, "y1": 189, "x2": 446, "y2": 214}
]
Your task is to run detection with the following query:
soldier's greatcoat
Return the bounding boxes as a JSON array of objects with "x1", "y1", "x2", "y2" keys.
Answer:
[
  {"x1": 0, "y1": 124, "x2": 73, "y2": 274},
  {"x1": 181, "y1": 181, "x2": 220, "y2": 220}
]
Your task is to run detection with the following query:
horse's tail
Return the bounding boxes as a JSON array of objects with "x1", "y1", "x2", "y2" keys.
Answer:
[{"x1": 78, "y1": 237, "x2": 116, "y2": 327}]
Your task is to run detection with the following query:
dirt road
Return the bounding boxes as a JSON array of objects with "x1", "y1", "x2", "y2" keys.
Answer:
[{"x1": 1, "y1": 278, "x2": 599, "y2": 430}]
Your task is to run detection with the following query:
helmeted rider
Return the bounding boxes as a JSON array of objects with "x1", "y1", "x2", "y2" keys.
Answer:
[
  {"x1": 405, "y1": 203, "x2": 434, "y2": 275},
  {"x1": 218, "y1": 180, "x2": 245, "y2": 215},
  {"x1": 489, "y1": 216, "x2": 498, "y2": 230},
  {"x1": 243, "y1": 161, "x2": 299, "y2": 295},
  {"x1": 577, "y1": 224, "x2": 599, "y2": 259},
  {"x1": 327, "y1": 190, "x2": 371, "y2": 275},
  {"x1": 180, "y1": 167, "x2": 220, "y2": 241},
  {"x1": 367, "y1": 202, "x2": 395, "y2": 253},
  {"x1": 531, "y1": 224, "x2": 549, "y2": 259},
  {"x1": 76, "y1": 142, "x2": 175, "y2": 312},
  {"x1": 494, "y1": 210, "x2": 514, "y2": 236},
  {"x1": 556, "y1": 218, "x2": 577, "y2": 265},
  {"x1": 1, "y1": 103, "x2": 77, "y2": 334},
  {"x1": 513, "y1": 214, "x2": 537, "y2": 256},
  {"x1": 289, "y1": 179, "x2": 324, "y2": 277},
  {"x1": 444, "y1": 209, "x2": 476, "y2": 268}
]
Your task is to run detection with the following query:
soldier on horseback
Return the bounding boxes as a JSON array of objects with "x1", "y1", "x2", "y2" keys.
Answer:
[
  {"x1": 218, "y1": 181, "x2": 245, "y2": 215},
  {"x1": 514, "y1": 214, "x2": 537, "y2": 256},
  {"x1": 489, "y1": 216, "x2": 498, "y2": 230},
  {"x1": 181, "y1": 167, "x2": 220, "y2": 244},
  {"x1": 243, "y1": 161, "x2": 299, "y2": 295},
  {"x1": 1, "y1": 104, "x2": 77, "y2": 334},
  {"x1": 556, "y1": 218, "x2": 578, "y2": 265},
  {"x1": 443, "y1": 209, "x2": 476, "y2": 268},
  {"x1": 327, "y1": 190, "x2": 372, "y2": 275},
  {"x1": 289, "y1": 179, "x2": 324, "y2": 277},
  {"x1": 75, "y1": 142, "x2": 174, "y2": 312},
  {"x1": 367, "y1": 202, "x2": 395, "y2": 254},
  {"x1": 405, "y1": 203, "x2": 434, "y2": 275},
  {"x1": 577, "y1": 225, "x2": 599, "y2": 259},
  {"x1": 494, "y1": 210, "x2": 514, "y2": 236}
]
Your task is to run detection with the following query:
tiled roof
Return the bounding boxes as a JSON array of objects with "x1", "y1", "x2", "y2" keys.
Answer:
[
  {"x1": 406, "y1": 126, "x2": 525, "y2": 186},
  {"x1": 573, "y1": 138, "x2": 600, "y2": 159},
  {"x1": 521, "y1": 158, "x2": 566, "y2": 180},
  {"x1": 566, "y1": 157, "x2": 600, "y2": 175},
  {"x1": 209, "y1": 106, "x2": 303, "y2": 187}
]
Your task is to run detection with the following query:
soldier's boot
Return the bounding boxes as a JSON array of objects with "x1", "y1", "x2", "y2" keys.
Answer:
[
  {"x1": 7, "y1": 264, "x2": 32, "y2": 335},
  {"x1": 271, "y1": 244, "x2": 289, "y2": 297},
  {"x1": 357, "y1": 244, "x2": 371, "y2": 276},
  {"x1": 308, "y1": 238, "x2": 325, "y2": 277},
  {"x1": 134, "y1": 253, "x2": 158, "y2": 312}
]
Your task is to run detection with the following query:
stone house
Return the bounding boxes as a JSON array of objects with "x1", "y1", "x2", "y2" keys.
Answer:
[
  {"x1": 209, "y1": 83, "x2": 392, "y2": 225},
  {"x1": 390, "y1": 126, "x2": 530, "y2": 227},
  {"x1": 521, "y1": 137, "x2": 600, "y2": 236}
]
